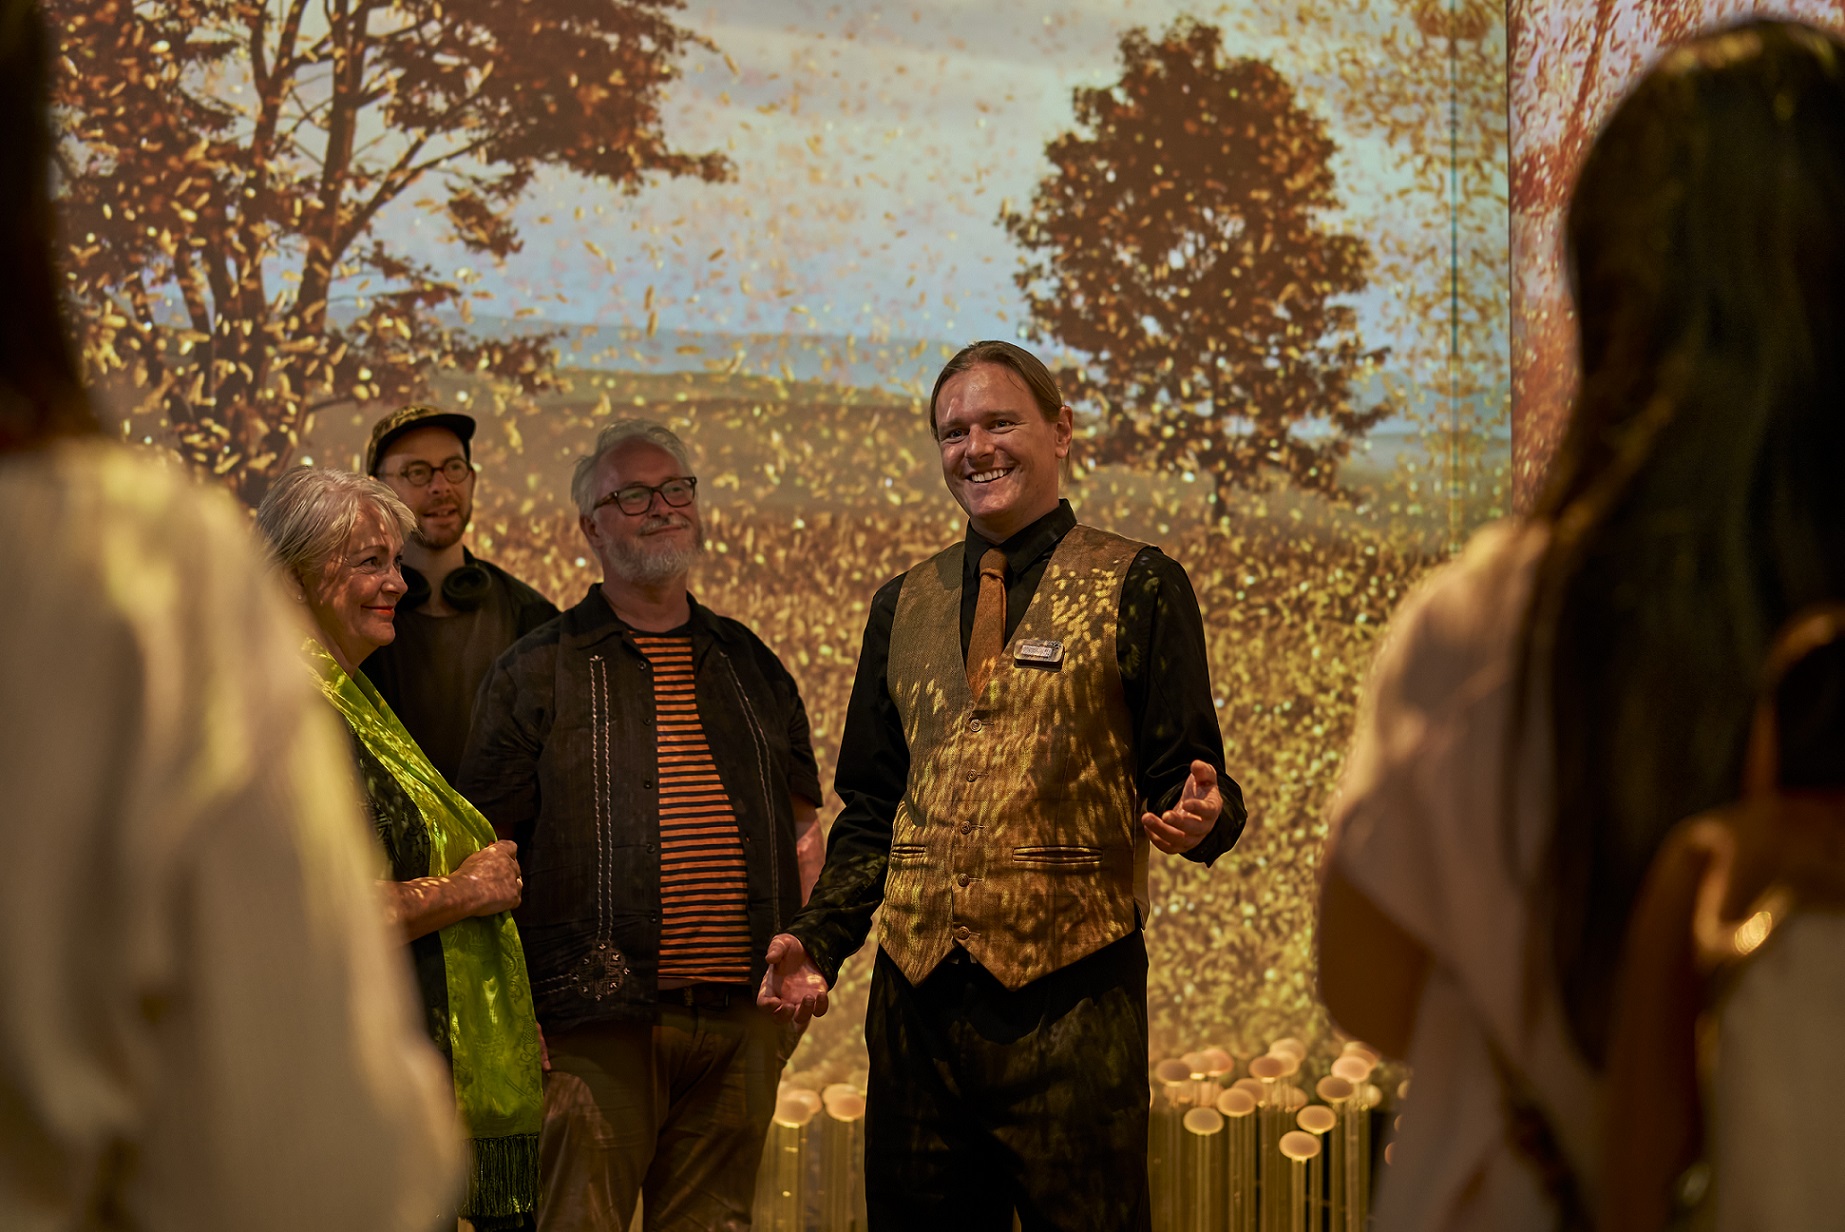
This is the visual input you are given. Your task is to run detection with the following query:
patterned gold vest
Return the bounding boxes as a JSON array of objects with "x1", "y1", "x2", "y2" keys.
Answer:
[{"x1": 881, "y1": 524, "x2": 1147, "y2": 989}]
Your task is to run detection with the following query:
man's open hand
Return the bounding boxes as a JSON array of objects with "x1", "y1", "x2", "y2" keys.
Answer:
[
  {"x1": 757, "y1": 933, "x2": 831, "y2": 1024},
  {"x1": 1141, "y1": 760, "x2": 1222, "y2": 854}
]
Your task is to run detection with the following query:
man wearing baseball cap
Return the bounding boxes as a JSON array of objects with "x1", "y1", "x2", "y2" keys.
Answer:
[{"x1": 362, "y1": 404, "x2": 559, "y2": 783}]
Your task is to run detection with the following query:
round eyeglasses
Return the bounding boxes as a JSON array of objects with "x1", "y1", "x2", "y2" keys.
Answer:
[{"x1": 384, "y1": 458, "x2": 472, "y2": 488}]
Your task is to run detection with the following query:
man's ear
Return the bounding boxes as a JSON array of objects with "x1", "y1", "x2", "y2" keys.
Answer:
[{"x1": 1054, "y1": 404, "x2": 1075, "y2": 458}]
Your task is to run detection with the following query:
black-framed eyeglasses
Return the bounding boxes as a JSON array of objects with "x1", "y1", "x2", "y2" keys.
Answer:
[
  {"x1": 384, "y1": 458, "x2": 472, "y2": 488},
  {"x1": 594, "y1": 476, "x2": 698, "y2": 516}
]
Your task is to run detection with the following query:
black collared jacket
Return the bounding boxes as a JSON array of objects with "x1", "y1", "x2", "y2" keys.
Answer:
[{"x1": 459, "y1": 587, "x2": 822, "y2": 1031}]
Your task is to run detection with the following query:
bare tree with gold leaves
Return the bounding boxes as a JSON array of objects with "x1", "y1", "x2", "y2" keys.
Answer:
[
  {"x1": 52, "y1": 0, "x2": 728, "y2": 502},
  {"x1": 1003, "y1": 18, "x2": 1385, "y2": 508}
]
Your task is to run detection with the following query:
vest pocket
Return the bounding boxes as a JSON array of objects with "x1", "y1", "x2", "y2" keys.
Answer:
[
  {"x1": 1012, "y1": 844, "x2": 1105, "y2": 869},
  {"x1": 889, "y1": 843, "x2": 929, "y2": 865}
]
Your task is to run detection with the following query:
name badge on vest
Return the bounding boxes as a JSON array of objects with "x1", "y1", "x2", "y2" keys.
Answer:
[{"x1": 1014, "y1": 639, "x2": 1065, "y2": 669}]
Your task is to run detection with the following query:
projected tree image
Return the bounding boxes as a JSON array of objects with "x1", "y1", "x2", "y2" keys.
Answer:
[
  {"x1": 1003, "y1": 18, "x2": 1384, "y2": 506},
  {"x1": 51, "y1": 0, "x2": 727, "y2": 503},
  {"x1": 45, "y1": 0, "x2": 1517, "y2": 1085},
  {"x1": 1504, "y1": 0, "x2": 1845, "y2": 499}
]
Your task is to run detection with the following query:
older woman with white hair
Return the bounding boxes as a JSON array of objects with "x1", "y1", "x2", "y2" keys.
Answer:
[{"x1": 256, "y1": 466, "x2": 544, "y2": 1232}]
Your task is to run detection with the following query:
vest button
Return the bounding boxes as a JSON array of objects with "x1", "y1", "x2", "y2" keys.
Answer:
[
  {"x1": 965, "y1": 772, "x2": 979, "y2": 783},
  {"x1": 968, "y1": 717, "x2": 983, "y2": 732},
  {"x1": 953, "y1": 925, "x2": 972, "y2": 942},
  {"x1": 960, "y1": 822, "x2": 975, "y2": 835},
  {"x1": 955, "y1": 873, "x2": 971, "y2": 888}
]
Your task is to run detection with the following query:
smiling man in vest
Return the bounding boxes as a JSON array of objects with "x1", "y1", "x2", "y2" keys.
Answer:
[{"x1": 759, "y1": 340, "x2": 1246, "y2": 1230}]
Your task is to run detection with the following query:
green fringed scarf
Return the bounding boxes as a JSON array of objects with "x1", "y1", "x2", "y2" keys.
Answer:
[{"x1": 306, "y1": 642, "x2": 543, "y2": 1219}]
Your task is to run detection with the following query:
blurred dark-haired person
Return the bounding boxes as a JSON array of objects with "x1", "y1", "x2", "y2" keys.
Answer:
[
  {"x1": 1601, "y1": 605, "x2": 1845, "y2": 1232},
  {"x1": 757, "y1": 340, "x2": 1247, "y2": 1230},
  {"x1": 362, "y1": 403, "x2": 558, "y2": 783},
  {"x1": 0, "y1": 2, "x2": 460, "y2": 1228},
  {"x1": 1316, "y1": 20, "x2": 1845, "y2": 1232},
  {"x1": 461, "y1": 419, "x2": 824, "y2": 1232},
  {"x1": 256, "y1": 467, "x2": 544, "y2": 1232}
]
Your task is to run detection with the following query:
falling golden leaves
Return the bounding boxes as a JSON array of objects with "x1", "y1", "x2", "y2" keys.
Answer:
[
  {"x1": 60, "y1": 0, "x2": 1518, "y2": 1083},
  {"x1": 269, "y1": 366, "x2": 1461, "y2": 1083},
  {"x1": 50, "y1": 0, "x2": 729, "y2": 503}
]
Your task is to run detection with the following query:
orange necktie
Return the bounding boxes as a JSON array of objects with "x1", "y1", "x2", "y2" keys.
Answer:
[{"x1": 966, "y1": 547, "x2": 1007, "y2": 697}]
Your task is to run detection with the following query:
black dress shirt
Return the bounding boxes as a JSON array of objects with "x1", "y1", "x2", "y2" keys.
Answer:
[{"x1": 789, "y1": 500, "x2": 1246, "y2": 985}]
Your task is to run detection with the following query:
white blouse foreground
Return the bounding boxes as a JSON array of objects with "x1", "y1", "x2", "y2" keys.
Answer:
[
  {"x1": 0, "y1": 442, "x2": 460, "y2": 1232},
  {"x1": 1330, "y1": 520, "x2": 1602, "y2": 1232}
]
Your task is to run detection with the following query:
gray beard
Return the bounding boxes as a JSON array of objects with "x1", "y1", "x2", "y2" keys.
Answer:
[{"x1": 607, "y1": 520, "x2": 704, "y2": 586}]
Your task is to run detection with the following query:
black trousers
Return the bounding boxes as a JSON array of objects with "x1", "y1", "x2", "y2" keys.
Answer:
[{"x1": 864, "y1": 934, "x2": 1152, "y2": 1232}]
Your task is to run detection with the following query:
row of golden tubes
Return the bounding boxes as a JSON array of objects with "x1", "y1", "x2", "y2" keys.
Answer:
[
  {"x1": 1149, "y1": 1038, "x2": 1395, "y2": 1232},
  {"x1": 749, "y1": 1040, "x2": 1398, "y2": 1231},
  {"x1": 754, "y1": 1082, "x2": 867, "y2": 1232}
]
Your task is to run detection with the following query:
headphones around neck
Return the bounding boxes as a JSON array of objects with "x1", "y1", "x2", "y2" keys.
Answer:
[{"x1": 401, "y1": 561, "x2": 493, "y2": 612}]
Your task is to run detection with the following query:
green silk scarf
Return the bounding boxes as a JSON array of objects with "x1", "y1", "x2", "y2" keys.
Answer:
[{"x1": 306, "y1": 642, "x2": 543, "y2": 1218}]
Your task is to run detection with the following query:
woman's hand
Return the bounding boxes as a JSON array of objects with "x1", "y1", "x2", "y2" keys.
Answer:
[
  {"x1": 454, "y1": 839, "x2": 523, "y2": 917},
  {"x1": 384, "y1": 839, "x2": 524, "y2": 942}
]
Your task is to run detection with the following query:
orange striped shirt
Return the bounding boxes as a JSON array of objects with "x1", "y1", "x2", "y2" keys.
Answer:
[{"x1": 634, "y1": 634, "x2": 753, "y2": 984}]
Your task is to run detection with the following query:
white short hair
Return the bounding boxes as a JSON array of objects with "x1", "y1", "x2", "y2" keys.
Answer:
[
  {"x1": 571, "y1": 418, "x2": 694, "y2": 515},
  {"x1": 256, "y1": 467, "x2": 417, "y2": 582}
]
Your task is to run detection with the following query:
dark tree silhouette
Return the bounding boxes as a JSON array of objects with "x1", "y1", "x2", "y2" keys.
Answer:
[
  {"x1": 52, "y1": 0, "x2": 728, "y2": 502},
  {"x1": 1003, "y1": 18, "x2": 1384, "y2": 504}
]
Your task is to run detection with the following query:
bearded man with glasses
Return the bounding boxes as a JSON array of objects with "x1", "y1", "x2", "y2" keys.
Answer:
[
  {"x1": 363, "y1": 404, "x2": 559, "y2": 782},
  {"x1": 461, "y1": 419, "x2": 825, "y2": 1232}
]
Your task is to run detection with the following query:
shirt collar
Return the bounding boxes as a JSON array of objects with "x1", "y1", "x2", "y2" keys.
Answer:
[
  {"x1": 571, "y1": 584, "x2": 730, "y2": 646},
  {"x1": 963, "y1": 499, "x2": 1077, "y2": 580}
]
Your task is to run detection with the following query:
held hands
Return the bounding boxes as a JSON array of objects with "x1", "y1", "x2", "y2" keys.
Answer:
[
  {"x1": 1141, "y1": 760, "x2": 1222, "y2": 855},
  {"x1": 757, "y1": 933, "x2": 831, "y2": 1025},
  {"x1": 455, "y1": 839, "x2": 524, "y2": 916}
]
